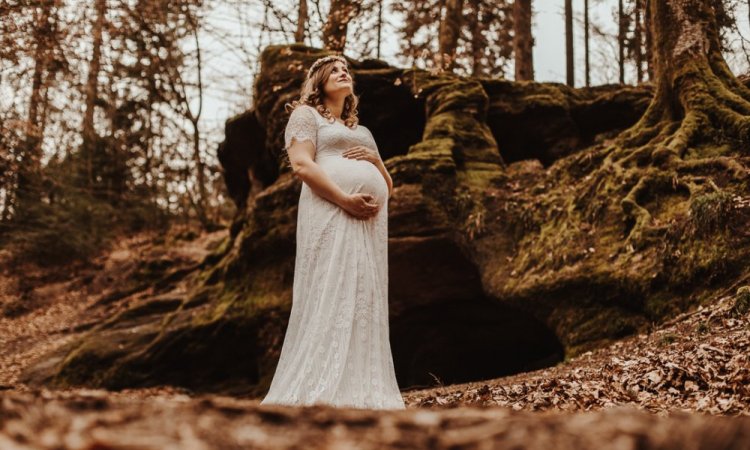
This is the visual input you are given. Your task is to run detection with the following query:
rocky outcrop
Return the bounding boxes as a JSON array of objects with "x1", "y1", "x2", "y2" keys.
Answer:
[
  {"x1": 217, "y1": 44, "x2": 651, "y2": 211},
  {"x1": 19, "y1": 45, "x2": 750, "y2": 397}
]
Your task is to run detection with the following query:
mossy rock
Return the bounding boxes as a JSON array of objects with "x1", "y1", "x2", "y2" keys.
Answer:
[{"x1": 732, "y1": 286, "x2": 750, "y2": 317}]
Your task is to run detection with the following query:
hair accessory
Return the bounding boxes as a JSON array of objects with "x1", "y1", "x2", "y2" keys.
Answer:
[{"x1": 307, "y1": 55, "x2": 348, "y2": 79}]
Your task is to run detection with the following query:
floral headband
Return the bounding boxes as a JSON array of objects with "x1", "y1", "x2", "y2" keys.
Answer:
[{"x1": 307, "y1": 55, "x2": 348, "y2": 79}]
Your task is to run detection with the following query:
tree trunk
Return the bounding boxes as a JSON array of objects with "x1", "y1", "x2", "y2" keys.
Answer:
[
  {"x1": 294, "y1": 0, "x2": 307, "y2": 43},
  {"x1": 191, "y1": 118, "x2": 208, "y2": 227},
  {"x1": 438, "y1": 0, "x2": 464, "y2": 71},
  {"x1": 634, "y1": 0, "x2": 643, "y2": 83},
  {"x1": 82, "y1": 0, "x2": 106, "y2": 188},
  {"x1": 584, "y1": 0, "x2": 590, "y2": 87},
  {"x1": 611, "y1": 0, "x2": 750, "y2": 245},
  {"x1": 190, "y1": 20, "x2": 208, "y2": 228},
  {"x1": 644, "y1": 0, "x2": 653, "y2": 80},
  {"x1": 322, "y1": 0, "x2": 361, "y2": 52},
  {"x1": 468, "y1": 0, "x2": 482, "y2": 76},
  {"x1": 17, "y1": 1, "x2": 54, "y2": 208},
  {"x1": 376, "y1": 0, "x2": 382, "y2": 59},
  {"x1": 618, "y1": 0, "x2": 625, "y2": 84},
  {"x1": 565, "y1": 0, "x2": 573, "y2": 86},
  {"x1": 513, "y1": 0, "x2": 534, "y2": 81}
]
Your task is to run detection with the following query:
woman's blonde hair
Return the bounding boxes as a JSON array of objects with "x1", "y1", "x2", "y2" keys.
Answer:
[{"x1": 285, "y1": 55, "x2": 360, "y2": 128}]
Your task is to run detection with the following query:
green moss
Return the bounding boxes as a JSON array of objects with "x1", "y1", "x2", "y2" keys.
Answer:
[
  {"x1": 406, "y1": 139, "x2": 454, "y2": 157},
  {"x1": 567, "y1": 306, "x2": 641, "y2": 348},
  {"x1": 684, "y1": 143, "x2": 733, "y2": 159},
  {"x1": 55, "y1": 320, "x2": 162, "y2": 388},
  {"x1": 690, "y1": 190, "x2": 734, "y2": 236},
  {"x1": 453, "y1": 189, "x2": 488, "y2": 241},
  {"x1": 482, "y1": 79, "x2": 570, "y2": 114},
  {"x1": 664, "y1": 236, "x2": 738, "y2": 290},
  {"x1": 424, "y1": 81, "x2": 488, "y2": 117},
  {"x1": 388, "y1": 141, "x2": 457, "y2": 185},
  {"x1": 731, "y1": 286, "x2": 750, "y2": 317},
  {"x1": 456, "y1": 167, "x2": 504, "y2": 190},
  {"x1": 203, "y1": 234, "x2": 233, "y2": 264},
  {"x1": 115, "y1": 297, "x2": 183, "y2": 322},
  {"x1": 426, "y1": 113, "x2": 492, "y2": 149},
  {"x1": 643, "y1": 291, "x2": 679, "y2": 319},
  {"x1": 133, "y1": 258, "x2": 173, "y2": 282}
]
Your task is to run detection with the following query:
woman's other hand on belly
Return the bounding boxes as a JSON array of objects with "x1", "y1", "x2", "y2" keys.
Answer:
[{"x1": 340, "y1": 193, "x2": 380, "y2": 220}]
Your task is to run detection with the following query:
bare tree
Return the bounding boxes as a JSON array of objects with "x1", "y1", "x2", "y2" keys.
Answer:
[
  {"x1": 565, "y1": 0, "x2": 574, "y2": 86},
  {"x1": 584, "y1": 0, "x2": 590, "y2": 86},
  {"x1": 323, "y1": 0, "x2": 362, "y2": 51},
  {"x1": 644, "y1": 0, "x2": 653, "y2": 80},
  {"x1": 294, "y1": 0, "x2": 308, "y2": 43},
  {"x1": 81, "y1": 0, "x2": 106, "y2": 188},
  {"x1": 618, "y1": 0, "x2": 625, "y2": 83},
  {"x1": 183, "y1": 13, "x2": 209, "y2": 227},
  {"x1": 438, "y1": 0, "x2": 464, "y2": 71},
  {"x1": 633, "y1": 0, "x2": 643, "y2": 83},
  {"x1": 393, "y1": 0, "x2": 512, "y2": 77},
  {"x1": 513, "y1": 0, "x2": 534, "y2": 81},
  {"x1": 376, "y1": 0, "x2": 383, "y2": 58},
  {"x1": 17, "y1": 0, "x2": 63, "y2": 209}
]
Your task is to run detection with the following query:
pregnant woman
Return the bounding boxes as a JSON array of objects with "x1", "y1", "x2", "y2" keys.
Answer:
[{"x1": 259, "y1": 55, "x2": 405, "y2": 409}]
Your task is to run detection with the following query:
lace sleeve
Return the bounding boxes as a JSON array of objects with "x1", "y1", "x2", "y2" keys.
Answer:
[{"x1": 284, "y1": 105, "x2": 318, "y2": 152}]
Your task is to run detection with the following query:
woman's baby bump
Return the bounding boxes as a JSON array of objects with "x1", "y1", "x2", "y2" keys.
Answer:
[{"x1": 319, "y1": 154, "x2": 388, "y2": 205}]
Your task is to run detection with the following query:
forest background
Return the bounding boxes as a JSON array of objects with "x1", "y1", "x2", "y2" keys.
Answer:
[{"x1": 2, "y1": 0, "x2": 750, "y2": 265}]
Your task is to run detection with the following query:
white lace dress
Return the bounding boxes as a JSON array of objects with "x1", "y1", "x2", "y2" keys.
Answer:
[{"x1": 260, "y1": 104, "x2": 405, "y2": 410}]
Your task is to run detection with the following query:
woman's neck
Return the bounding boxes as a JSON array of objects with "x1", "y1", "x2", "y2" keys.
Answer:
[{"x1": 323, "y1": 95, "x2": 346, "y2": 120}]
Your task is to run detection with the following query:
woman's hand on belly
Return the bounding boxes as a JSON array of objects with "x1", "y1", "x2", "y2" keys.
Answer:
[
  {"x1": 340, "y1": 192, "x2": 380, "y2": 220},
  {"x1": 342, "y1": 145, "x2": 379, "y2": 165}
]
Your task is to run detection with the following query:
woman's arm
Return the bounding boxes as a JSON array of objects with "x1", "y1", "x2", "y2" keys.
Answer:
[
  {"x1": 288, "y1": 139, "x2": 380, "y2": 219},
  {"x1": 373, "y1": 159, "x2": 393, "y2": 199}
]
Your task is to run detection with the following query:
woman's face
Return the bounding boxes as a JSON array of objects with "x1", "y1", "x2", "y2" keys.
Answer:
[{"x1": 322, "y1": 60, "x2": 352, "y2": 98}]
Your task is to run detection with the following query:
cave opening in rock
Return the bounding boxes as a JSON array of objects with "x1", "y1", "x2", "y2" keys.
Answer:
[{"x1": 390, "y1": 299, "x2": 564, "y2": 390}]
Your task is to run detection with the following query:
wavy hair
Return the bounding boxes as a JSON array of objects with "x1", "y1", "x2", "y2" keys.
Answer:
[{"x1": 285, "y1": 55, "x2": 360, "y2": 128}]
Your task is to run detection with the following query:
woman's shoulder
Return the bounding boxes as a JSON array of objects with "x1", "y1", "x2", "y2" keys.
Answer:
[
  {"x1": 357, "y1": 123, "x2": 373, "y2": 135},
  {"x1": 289, "y1": 103, "x2": 325, "y2": 126},
  {"x1": 290, "y1": 103, "x2": 319, "y2": 118},
  {"x1": 293, "y1": 103, "x2": 314, "y2": 111},
  {"x1": 286, "y1": 104, "x2": 322, "y2": 127}
]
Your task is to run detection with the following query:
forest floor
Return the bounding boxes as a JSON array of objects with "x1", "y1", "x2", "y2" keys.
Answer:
[{"x1": 0, "y1": 226, "x2": 749, "y2": 449}]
